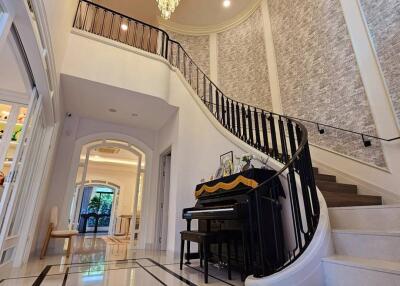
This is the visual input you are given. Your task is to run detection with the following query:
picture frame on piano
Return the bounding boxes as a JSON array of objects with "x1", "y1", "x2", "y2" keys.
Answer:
[{"x1": 220, "y1": 151, "x2": 234, "y2": 177}]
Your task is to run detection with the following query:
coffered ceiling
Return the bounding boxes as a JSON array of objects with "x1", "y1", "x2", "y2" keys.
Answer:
[{"x1": 94, "y1": 0, "x2": 260, "y2": 30}]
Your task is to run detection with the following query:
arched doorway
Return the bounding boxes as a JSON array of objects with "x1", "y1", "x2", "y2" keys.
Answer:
[
  {"x1": 77, "y1": 183, "x2": 118, "y2": 234},
  {"x1": 69, "y1": 139, "x2": 145, "y2": 245}
]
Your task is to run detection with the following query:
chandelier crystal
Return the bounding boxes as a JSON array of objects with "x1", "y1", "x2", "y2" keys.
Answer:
[{"x1": 156, "y1": 0, "x2": 180, "y2": 20}]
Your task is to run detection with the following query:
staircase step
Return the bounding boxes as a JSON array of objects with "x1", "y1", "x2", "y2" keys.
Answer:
[
  {"x1": 322, "y1": 192, "x2": 382, "y2": 207},
  {"x1": 329, "y1": 204, "x2": 400, "y2": 231},
  {"x1": 317, "y1": 181, "x2": 357, "y2": 194},
  {"x1": 332, "y1": 229, "x2": 400, "y2": 262},
  {"x1": 323, "y1": 255, "x2": 400, "y2": 285},
  {"x1": 315, "y1": 173, "x2": 336, "y2": 182}
]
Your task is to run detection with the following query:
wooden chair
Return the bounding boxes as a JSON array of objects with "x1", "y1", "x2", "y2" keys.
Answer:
[{"x1": 40, "y1": 206, "x2": 79, "y2": 259}]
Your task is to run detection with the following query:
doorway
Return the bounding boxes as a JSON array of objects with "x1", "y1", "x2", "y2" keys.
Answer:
[
  {"x1": 78, "y1": 185, "x2": 116, "y2": 234},
  {"x1": 69, "y1": 140, "x2": 146, "y2": 246},
  {"x1": 156, "y1": 150, "x2": 171, "y2": 250}
]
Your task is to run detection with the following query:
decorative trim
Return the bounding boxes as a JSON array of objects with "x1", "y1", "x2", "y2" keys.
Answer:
[
  {"x1": 159, "y1": 0, "x2": 262, "y2": 36},
  {"x1": 195, "y1": 175, "x2": 258, "y2": 198},
  {"x1": 0, "y1": 88, "x2": 29, "y2": 104},
  {"x1": 309, "y1": 142, "x2": 390, "y2": 173},
  {"x1": 354, "y1": 0, "x2": 400, "y2": 131}
]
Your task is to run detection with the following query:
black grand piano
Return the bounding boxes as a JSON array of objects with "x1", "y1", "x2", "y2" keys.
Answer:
[{"x1": 182, "y1": 168, "x2": 286, "y2": 278}]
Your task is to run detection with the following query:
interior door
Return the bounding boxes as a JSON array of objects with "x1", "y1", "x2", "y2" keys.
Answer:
[
  {"x1": 157, "y1": 153, "x2": 171, "y2": 250},
  {"x1": 0, "y1": 93, "x2": 41, "y2": 266}
]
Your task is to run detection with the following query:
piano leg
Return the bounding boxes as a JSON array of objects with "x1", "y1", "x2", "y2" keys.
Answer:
[
  {"x1": 204, "y1": 243, "x2": 209, "y2": 283},
  {"x1": 199, "y1": 243, "x2": 203, "y2": 268},
  {"x1": 186, "y1": 219, "x2": 191, "y2": 265},
  {"x1": 241, "y1": 225, "x2": 249, "y2": 281},
  {"x1": 180, "y1": 238, "x2": 184, "y2": 270},
  {"x1": 227, "y1": 241, "x2": 232, "y2": 280}
]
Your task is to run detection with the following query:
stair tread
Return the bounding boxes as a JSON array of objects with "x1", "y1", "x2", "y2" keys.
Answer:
[
  {"x1": 332, "y1": 229, "x2": 400, "y2": 237},
  {"x1": 323, "y1": 255, "x2": 400, "y2": 275},
  {"x1": 328, "y1": 204, "x2": 400, "y2": 210}
]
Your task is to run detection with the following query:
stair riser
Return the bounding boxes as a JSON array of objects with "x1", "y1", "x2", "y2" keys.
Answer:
[
  {"x1": 329, "y1": 207, "x2": 400, "y2": 231},
  {"x1": 333, "y1": 232, "x2": 400, "y2": 262},
  {"x1": 317, "y1": 182, "x2": 357, "y2": 194},
  {"x1": 322, "y1": 190, "x2": 382, "y2": 207},
  {"x1": 315, "y1": 174, "x2": 336, "y2": 182},
  {"x1": 323, "y1": 262, "x2": 400, "y2": 286}
]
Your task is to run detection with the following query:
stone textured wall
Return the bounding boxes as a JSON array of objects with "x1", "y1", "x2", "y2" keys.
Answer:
[
  {"x1": 359, "y1": 0, "x2": 400, "y2": 125},
  {"x1": 167, "y1": 31, "x2": 210, "y2": 77},
  {"x1": 268, "y1": 0, "x2": 386, "y2": 167},
  {"x1": 217, "y1": 8, "x2": 272, "y2": 111}
]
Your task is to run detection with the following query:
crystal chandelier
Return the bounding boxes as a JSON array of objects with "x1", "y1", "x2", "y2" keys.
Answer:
[{"x1": 156, "y1": 0, "x2": 180, "y2": 20}]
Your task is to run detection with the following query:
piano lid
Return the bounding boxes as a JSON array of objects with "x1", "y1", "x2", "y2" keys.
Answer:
[{"x1": 195, "y1": 168, "x2": 277, "y2": 199}]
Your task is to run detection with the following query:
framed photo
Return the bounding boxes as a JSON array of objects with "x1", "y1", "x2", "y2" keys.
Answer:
[{"x1": 220, "y1": 151, "x2": 234, "y2": 177}]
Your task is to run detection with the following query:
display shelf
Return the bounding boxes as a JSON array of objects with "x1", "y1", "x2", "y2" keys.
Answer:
[{"x1": 0, "y1": 120, "x2": 24, "y2": 127}]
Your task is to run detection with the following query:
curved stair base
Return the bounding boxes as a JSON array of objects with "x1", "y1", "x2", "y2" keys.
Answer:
[{"x1": 245, "y1": 191, "x2": 333, "y2": 286}]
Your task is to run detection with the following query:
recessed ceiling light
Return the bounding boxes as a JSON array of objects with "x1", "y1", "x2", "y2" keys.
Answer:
[
  {"x1": 121, "y1": 23, "x2": 128, "y2": 31},
  {"x1": 223, "y1": 0, "x2": 231, "y2": 8},
  {"x1": 131, "y1": 113, "x2": 139, "y2": 117},
  {"x1": 108, "y1": 108, "x2": 117, "y2": 113}
]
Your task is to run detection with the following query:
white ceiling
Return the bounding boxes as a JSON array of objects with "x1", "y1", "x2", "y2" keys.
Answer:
[
  {"x1": 61, "y1": 74, "x2": 177, "y2": 131},
  {"x1": 170, "y1": 0, "x2": 260, "y2": 27},
  {"x1": 0, "y1": 37, "x2": 29, "y2": 96},
  {"x1": 94, "y1": 0, "x2": 260, "y2": 28}
]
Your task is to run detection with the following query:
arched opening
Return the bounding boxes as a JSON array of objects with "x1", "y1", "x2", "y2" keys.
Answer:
[{"x1": 68, "y1": 139, "x2": 146, "y2": 246}]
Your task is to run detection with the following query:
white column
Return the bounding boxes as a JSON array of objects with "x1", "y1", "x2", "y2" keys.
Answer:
[
  {"x1": 209, "y1": 33, "x2": 219, "y2": 84},
  {"x1": 260, "y1": 0, "x2": 283, "y2": 114},
  {"x1": 339, "y1": 0, "x2": 400, "y2": 137}
]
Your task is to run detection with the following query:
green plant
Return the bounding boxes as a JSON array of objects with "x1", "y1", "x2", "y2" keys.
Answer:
[{"x1": 88, "y1": 196, "x2": 101, "y2": 213}]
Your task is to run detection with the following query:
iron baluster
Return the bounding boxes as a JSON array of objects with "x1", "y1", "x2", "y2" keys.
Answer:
[
  {"x1": 241, "y1": 104, "x2": 247, "y2": 141},
  {"x1": 90, "y1": 7, "x2": 99, "y2": 33},
  {"x1": 254, "y1": 109, "x2": 261, "y2": 149},
  {"x1": 230, "y1": 101, "x2": 236, "y2": 135},
  {"x1": 226, "y1": 99, "x2": 231, "y2": 131},
  {"x1": 261, "y1": 111, "x2": 270, "y2": 154},
  {"x1": 236, "y1": 102, "x2": 241, "y2": 137},
  {"x1": 269, "y1": 114, "x2": 279, "y2": 160},
  {"x1": 216, "y1": 90, "x2": 220, "y2": 120},
  {"x1": 278, "y1": 117, "x2": 289, "y2": 163}
]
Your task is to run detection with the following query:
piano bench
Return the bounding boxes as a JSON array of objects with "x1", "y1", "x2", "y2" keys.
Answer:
[{"x1": 180, "y1": 231, "x2": 232, "y2": 283}]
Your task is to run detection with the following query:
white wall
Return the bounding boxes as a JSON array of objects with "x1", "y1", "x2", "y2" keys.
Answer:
[{"x1": 62, "y1": 31, "x2": 171, "y2": 104}]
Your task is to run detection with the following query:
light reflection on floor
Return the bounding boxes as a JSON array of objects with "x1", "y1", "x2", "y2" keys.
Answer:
[{"x1": 0, "y1": 235, "x2": 244, "y2": 286}]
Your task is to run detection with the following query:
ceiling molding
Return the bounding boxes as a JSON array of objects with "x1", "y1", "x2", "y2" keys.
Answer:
[
  {"x1": 0, "y1": 88, "x2": 29, "y2": 105},
  {"x1": 159, "y1": 0, "x2": 262, "y2": 36}
]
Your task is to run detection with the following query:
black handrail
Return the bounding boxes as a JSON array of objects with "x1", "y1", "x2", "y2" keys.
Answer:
[{"x1": 73, "y1": 0, "x2": 320, "y2": 277}]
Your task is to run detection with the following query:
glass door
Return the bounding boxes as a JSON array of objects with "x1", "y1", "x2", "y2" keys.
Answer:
[
  {"x1": 0, "y1": 103, "x2": 27, "y2": 201},
  {"x1": 0, "y1": 94, "x2": 39, "y2": 265}
]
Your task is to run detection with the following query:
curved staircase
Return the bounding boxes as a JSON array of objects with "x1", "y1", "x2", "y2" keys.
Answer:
[{"x1": 72, "y1": 1, "x2": 398, "y2": 285}]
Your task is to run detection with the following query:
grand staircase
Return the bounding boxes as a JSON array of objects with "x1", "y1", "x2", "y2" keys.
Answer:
[{"x1": 72, "y1": 1, "x2": 399, "y2": 284}]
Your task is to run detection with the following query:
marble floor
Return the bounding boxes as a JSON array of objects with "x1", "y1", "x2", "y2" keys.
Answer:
[{"x1": 0, "y1": 235, "x2": 244, "y2": 286}]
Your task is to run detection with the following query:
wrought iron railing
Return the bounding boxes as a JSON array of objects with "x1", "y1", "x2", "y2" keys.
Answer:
[{"x1": 74, "y1": 0, "x2": 320, "y2": 277}]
